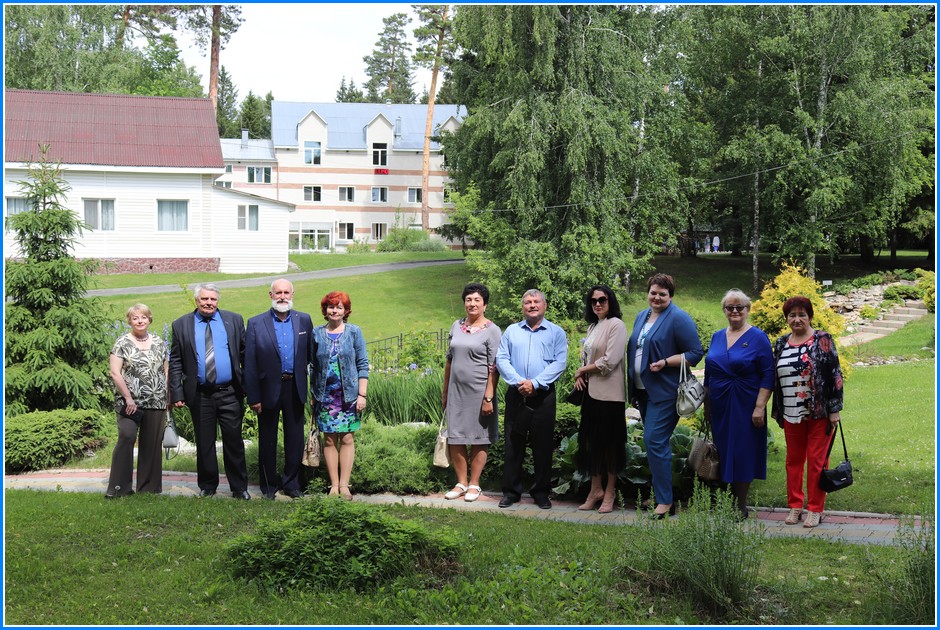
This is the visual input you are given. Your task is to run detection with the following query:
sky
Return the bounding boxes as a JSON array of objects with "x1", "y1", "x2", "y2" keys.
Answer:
[{"x1": 178, "y1": 3, "x2": 435, "y2": 104}]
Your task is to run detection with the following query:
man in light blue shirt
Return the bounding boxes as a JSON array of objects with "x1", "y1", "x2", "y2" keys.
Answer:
[{"x1": 495, "y1": 289, "x2": 568, "y2": 509}]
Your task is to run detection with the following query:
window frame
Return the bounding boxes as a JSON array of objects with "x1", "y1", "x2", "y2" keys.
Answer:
[
  {"x1": 338, "y1": 186, "x2": 355, "y2": 202},
  {"x1": 157, "y1": 199, "x2": 189, "y2": 232},
  {"x1": 248, "y1": 166, "x2": 272, "y2": 183},
  {"x1": 237, "y1": 204, "x2": 259, "y2": 231},
  {"x1": 83, "y1": 198, "x2": 115, "y2": 231},
  {"x1": 338, "y1": 222, "x2": 355, "y2": 240},
  {"x1": 372, "y1": 142, "x2": 388, "y2": 166},
  {"x1": 304, "y1": 141, "x2": 322, "y2": 165},
  {"x1": 304, "y1": 185, "x2": 322, "y2": 202},
  {"x1": 371, "y1": 222, "x2": 388, "y2": 241},
  {"x1": 407, "y1": 187, "x2": 423, "y2": 204},
  {"x1": 371, "y1": 186, "x2": 388, "y2": 203}
]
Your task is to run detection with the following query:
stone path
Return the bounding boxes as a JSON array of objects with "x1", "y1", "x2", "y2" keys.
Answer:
[
  {"x1": 840, "y1": 299, "x2": 930, "y2": 346},
  {"x1": 5, "y1": 468, "x2": 914, "y2": 547}
]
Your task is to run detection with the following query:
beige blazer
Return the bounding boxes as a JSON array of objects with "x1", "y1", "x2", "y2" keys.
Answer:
[{"x1": 583, "y1": 317, "x2": 627, "y2": 402}]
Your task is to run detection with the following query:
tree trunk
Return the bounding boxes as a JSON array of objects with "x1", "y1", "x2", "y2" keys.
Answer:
[
  {"x1": 890, "y1": 227, "x2": 898, "y2": 266},
  {"x1": 420, "y1": 8, "x2": 448, "y2": 232},
  {"x1": 751, "y1": 171, "x2": 761, "y2": 293},
  {"x1": 209, "y1": 5, "x2": 221, "y2": 110},
  {"x1": 859, "y1": 235, "x2": 874, "y2": 262}
]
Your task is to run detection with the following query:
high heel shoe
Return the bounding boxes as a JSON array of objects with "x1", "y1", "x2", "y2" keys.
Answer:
[
  {"x1": 652, "y1": 503, "x2": 676, "y2": 520},
  {"x1": 578, "y1": 492, "x2": 604, "y2": 511},
  {"x1": 598, "y1": 496, "x2": 616, "y2": 514}
]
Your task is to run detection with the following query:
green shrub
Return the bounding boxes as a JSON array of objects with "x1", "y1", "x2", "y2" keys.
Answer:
[
  {"x1": 368, "y1": 369, "x2": 444, "y2": 426},
  {"x1": 883, "y1": 284, "x2": 923, "y2": 303},
  {"x1": 859, "y1": 305, "x2": 880, "y2": 320},
  {"x1": 345, "y1": 238, "x2": 373, "y2": 254},
  {"x1": 617, "y1": 483, "x2": 765, "y2": 620},
  {"x1": 226, "y1": 496, "x2": 461, "y2": 593},
  {"x1": 916, "y1": 269, "x2": 935, "y2": 312},
  {"x1": 349, "y1": 420, "x2": 450, "y2": 494},
  {"x1": 4, "y1": 408, "x2": 109, "y2": 472},
  {"x1": 867, "y1": 509, "x2": 935, "y2": 625},
  {"x1": 377, "y1": 227, "x2": 446, "y2": 253}
]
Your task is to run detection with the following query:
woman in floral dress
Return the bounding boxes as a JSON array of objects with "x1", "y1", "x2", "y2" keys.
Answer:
[{"x1": 310, "y1": 291, "x2": 369, "y2": 500}]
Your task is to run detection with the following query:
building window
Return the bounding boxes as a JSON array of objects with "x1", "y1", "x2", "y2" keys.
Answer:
[
  {"x1": 288, "y1": 222, "x2": 331, "y2": 252},
  {"x1": 304, "y1": 141, "x2": 321, "y2": 165},
  {"x1": 371, "y1": 187, "x2": 388, "y2": 203},
  {"x1": 237, "y1": 204, "x2": 259, "y2": 231},
  {"x1": 304, "y1": 186, "x2": 322, "y2": 202},
  {"x1": 443, "y1": 184, "x2": 455, "y2": 203},
  {"x1": 6, "y1": 197, "x2": 31, "y2": 218},
  {"x1": 407, "y1": 187, "x2": 423, "y2": 203},
  {"x1": 83, "y1": 199, "x2": 115, "y2": 231},
  {"x1": 248, "y1": 167, "x2": 271, "y2": 183},
  {"x1": 371, "y1": 222, "x2": 387, "y2": 241},
  {"x1": 224, "y1": 164, "x2": 233, "y2": 173},
  {"x1": 339, "y1": 186, "x2": 355, "y2": 202},
  {"x1": 338, "y1": 222, "x2": 355, "y2": 240},
  {"x1": 157, "y1": 200, "x2": 188, "y2": 231},
  {"x1": 372, "y1": 142, "x2": 387, "y2": 166}
]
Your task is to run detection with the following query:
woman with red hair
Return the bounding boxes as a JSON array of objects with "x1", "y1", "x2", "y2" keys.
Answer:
[
  {"x1": 771, "y1": 296, "x2": 844, "y2": 528},
  {"x1": 310, "y1": 291, "x2": 369, "y2": 500}
]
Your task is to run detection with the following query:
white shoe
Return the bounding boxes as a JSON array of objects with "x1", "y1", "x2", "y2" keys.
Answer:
[
  {"x1": 464, "y1": 485, "x2": 482, "y2": 502},
  {"x1": 785, "y1": 508, "x2": 803, "y2": 525},
  {"x1": 444, "y1": 483, "x2": 467, "y2": 500},
  {"x1": 803, "y1": 511, "x2": 823, "y2": 528}
]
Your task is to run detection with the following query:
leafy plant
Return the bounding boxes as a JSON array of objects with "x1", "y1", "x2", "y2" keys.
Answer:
[
  {"x1": 915, "y1": 269, "x2": 935, "y2": 313},
  {"x1": 617, "y1": 482, "x2": 766, "y2": 620},
  {"x1": 377, "y1": 225, "x2": 446, "y2": 253},
  {"x1": 859, "y1": 305, "x2": 880, "y2": 320},
  {"x1": 226, "y1": 496, "x2": 461, "y2": 593},
  {"x1": 750, "y1": 263, "x2": 846, "y2": 340},
  {"x1": 867, "y1": 508, "x2": 935, "y2": 625},
  {"x1": 349, "y1": 421, "x2": 450, "y2": 494},
  {"x1": 882, "y1": 284, "x2": 923, "y2": 303},
  {"x1": 4, "y1": 408, "x2": 109, "y2": 472},
  {"x1": 345, "y1": 238, "x2": 373, "y2": 254}
]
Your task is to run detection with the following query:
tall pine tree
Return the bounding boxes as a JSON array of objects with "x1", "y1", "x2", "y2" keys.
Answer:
[{"x1": 363, "y1": 13, "x2": 417, "y2": 103}]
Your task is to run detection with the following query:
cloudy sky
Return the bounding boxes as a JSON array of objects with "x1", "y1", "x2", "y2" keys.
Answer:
[{"x1": 178, "y1": 3, "x2": 435, "y2": 103}]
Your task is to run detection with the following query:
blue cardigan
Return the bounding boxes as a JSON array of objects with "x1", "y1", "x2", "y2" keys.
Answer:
[
  {"x1": 310, "y1": 323, "x2": 369, "y2": 404},
  {"x1": 626, "y1": 302, "x2": 704, "y2": 404}
]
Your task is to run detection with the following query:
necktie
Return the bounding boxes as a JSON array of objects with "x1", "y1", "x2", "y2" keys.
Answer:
[{"x1": 204, "y1": 317, "x2": 216, "y2": 384}]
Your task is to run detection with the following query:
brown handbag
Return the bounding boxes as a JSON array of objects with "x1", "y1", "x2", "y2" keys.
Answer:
[{"x1": 687, "y1": 423, "x2": 720, "y2": 482}]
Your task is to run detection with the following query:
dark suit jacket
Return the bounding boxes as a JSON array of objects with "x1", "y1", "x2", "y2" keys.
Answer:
[
  {"x1": 243, "y1": 309, "x2": 313, "y2": 409},
  {"x1": 169, "y1": 308, "x2": 246, "y2": 405}
]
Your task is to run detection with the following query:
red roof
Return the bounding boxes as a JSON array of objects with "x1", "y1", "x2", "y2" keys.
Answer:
[{"x1": 4, "y1": 90, "x2": 224, "y2": 169}]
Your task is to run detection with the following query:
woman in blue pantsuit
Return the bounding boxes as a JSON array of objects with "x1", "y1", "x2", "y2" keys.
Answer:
[{"x1": 627, "y1": 273, "x2": 703, "y2": 518}]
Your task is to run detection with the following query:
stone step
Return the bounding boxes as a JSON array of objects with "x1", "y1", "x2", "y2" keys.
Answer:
[
  {"x1": 857, "y1": 324, "x2": 900, "y2": 335},
  {"x1": 893, "y1": 306, "x2": 928, "y2": 317},
  {"x1": 870, "y1": 319, "x2": 906, "y2": 330},
  {"x1": 904, "y1": 300, "x2": 926, "y2": 309},
  {"x1": 883, "y1": 312, "x2": 921, "y2": 322}
]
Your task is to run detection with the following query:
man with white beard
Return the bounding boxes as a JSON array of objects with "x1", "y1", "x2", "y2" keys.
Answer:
[{"x1": 244, "y1": 279, "x2": 314, "y2": 499}]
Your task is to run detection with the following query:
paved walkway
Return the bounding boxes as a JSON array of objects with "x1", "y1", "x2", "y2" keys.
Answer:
[
  {"x1": 86, "y1": 259, "x2": 465, "y2": 297},
  {"x1": 5, "y1": 468, "x2": 910, "y2": 547}
]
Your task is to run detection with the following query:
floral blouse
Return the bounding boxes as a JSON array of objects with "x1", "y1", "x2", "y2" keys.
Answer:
[
  {"x1": 771, "y1": 330, "x2": 843, "y2": 423},
  {"x1": 111, "y1": 334, "x2": 168, "y2": 409}
]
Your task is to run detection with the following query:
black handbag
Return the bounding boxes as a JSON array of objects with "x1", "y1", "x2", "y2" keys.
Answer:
[
  {"x1": 819, "y1": 422, "x2": 853, "y2": 493},
  {"x1": 117, "y1": 398, "x2": 144, "y2": 423},
  {"x1": 565, "y1": 387, "x2": 584, "y2": 406}
]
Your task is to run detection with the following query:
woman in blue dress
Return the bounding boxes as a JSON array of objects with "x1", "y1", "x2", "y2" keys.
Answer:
[
  {"x1": 311, "y1": 291, "x2": 369, "y2": 501},
  {"x1": 703, "y1": 289, "x2": 774, "y2": 519}
]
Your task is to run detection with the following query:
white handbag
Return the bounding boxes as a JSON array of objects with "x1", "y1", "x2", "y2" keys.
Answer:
[
  {"x1": 676, "y1": 354, "x2": 705, "y2": 417},
  {"x1": 163, "y1": 410, "x2": 180, "y2": 460},
  {"x1": 433, "y1": 417, "x2": 451, "y2": 468}
]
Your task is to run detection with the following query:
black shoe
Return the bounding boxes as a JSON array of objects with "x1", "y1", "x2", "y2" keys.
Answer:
[
  {"x1": 535, "y1": 497, "x2": 552, "y2": 510},
  {"x1": 198, "y1": 489, "x2": 217, "y2": 498},
  {"x1": 498, "y1": 495, "x2": 518, "y2": 508},
  {"x1": 282, "y1": 488, "x2": 303, "y2": 499},
  {"x1": 262, "y1": 490, "x2": 276, "y2": 500},
  {"x1": 104, "y1": 493, "x2": 115, "y2": 500},
  {"x1": 232, "y1": 490, "x2": 250, "y2": 500}
]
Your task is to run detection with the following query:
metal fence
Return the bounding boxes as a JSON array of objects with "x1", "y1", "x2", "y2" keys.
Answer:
[{"x1": 366, "y1": 329, "x2": 449, "y2": 371}]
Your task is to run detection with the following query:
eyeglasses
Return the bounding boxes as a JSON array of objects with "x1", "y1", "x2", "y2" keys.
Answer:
[
  {"x1": 723, "y1": 305, "x2": 747, "y2": 313},
  {"x1": 590, "y1": 297, "x2": 608, "y2": 305}
]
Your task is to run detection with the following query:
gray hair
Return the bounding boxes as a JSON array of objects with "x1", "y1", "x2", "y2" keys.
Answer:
[
  {"x1": 270, "y1": 278, "x2": 294, "y2": 293},
  {"x1": 193, "y1": 283, "x2": 221, "y2": 299},
  {"x1": 721, "y1": 288, "x2": 751, "y2": 309},
  {"x1": 522, "y1": 289, "x2": 547, "y2": 305}
]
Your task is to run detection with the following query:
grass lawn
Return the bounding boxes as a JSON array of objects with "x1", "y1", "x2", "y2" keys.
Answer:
[
  {"x1": 97, "y1": 263, "x2": 474, "y2": 340},
  {"x1": 855, "y1": 315, "x2": 936, "y2": 360},
  {"x1": 3, "y1": 489, "x2": 917, "y2": 625},
  {"x1": 88, "y1": 250, "x2": 464, "y2": 290}
]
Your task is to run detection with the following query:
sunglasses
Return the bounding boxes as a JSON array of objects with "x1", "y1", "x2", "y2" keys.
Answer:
[
  {"x1": 590, "y1": 297, "x2": 608, "y2": 305},
  {"x1": 723, "y1": 305, "x2": 747, "y2": 313}
]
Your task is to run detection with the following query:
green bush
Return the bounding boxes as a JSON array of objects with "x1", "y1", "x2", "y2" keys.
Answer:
[
  {"x1": 867, "y1": 509, "x2": 935, "y2": 625},
  {"x1": 349, "y1": 420, "x2": 450, "y2": 494},
  {"x1": 376, "y1": 227, "x2": 446, "y2": 253},
  {"x1": 368, "y1": 369, "x2": 444, "y2": 426},
  {"x1": 226, "y1": 495, "x2": 461, "y2": 593},
  {"x1": 859, "y1": 305, "x2": 880, "y2": 320},
  {"x1": 5, "y1": 408, "x2": 109, "y2": 472},
  {"x1": 617, "y1": 483, "x2": 765, "y2": 620},
  {"x1": 883, "y1": 284, "x2": 923, "y2": 303},
  {"x1": 916, "y1": 269, "x2": 935, "y2": 312},
  {"x1": 750, "y1": 263, "x2": 846, "y2": 339},
  {"x1": 345, "y1": 238, "x2": 373, "y2": 254}
]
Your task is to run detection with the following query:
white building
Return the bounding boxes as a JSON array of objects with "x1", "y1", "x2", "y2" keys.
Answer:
[
  {"x1": 216, "y1": 101, "x2": 466, "y2": 252},
  {"x1": 4, "y1": 89, "x2": 294, "y2": 274}
]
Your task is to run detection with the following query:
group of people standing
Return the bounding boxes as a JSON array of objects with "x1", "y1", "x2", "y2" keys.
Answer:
[
  {"x1": 106, "y1": 274, "x2": 844, "y2": 527},
  {"x1": 441, "y1": 276, "x2": 844, "y2": 527},
  {"x1": 106, "y1": 280, "x2": 369, "y2": 502}
]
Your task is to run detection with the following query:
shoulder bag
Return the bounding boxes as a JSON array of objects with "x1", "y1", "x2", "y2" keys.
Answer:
[
  {"x1": 302, "y1": 415, "x2": 322, "y2": 468},
  {"x1": 433, "y1": 417, "x2": 451, "y2": 468},
  {"x1": 819, "y1": 422, "x2": 853, "y2": 493},
  {"x1": 687, "y1": 421, "x2": 720, "y2": 482},
  {"x1": 676, "y1": 354, "x2": 705, "y2": 417},
  {"x1": 163, "y1": 410, "x2": 180, "y2": 460}
]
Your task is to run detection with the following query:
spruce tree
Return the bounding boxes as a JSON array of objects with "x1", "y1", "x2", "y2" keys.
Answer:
[{"x1": 4, "y1": 146, "x2": 114, "y2": 415}]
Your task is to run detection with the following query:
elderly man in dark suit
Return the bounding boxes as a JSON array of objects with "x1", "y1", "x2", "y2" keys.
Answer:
[
  {"x1": 244, "y1": 279, "x2": 313, "y2": 500},
  {"x1": 169, "y1": 283, "x2": 250, "y2": 499}
]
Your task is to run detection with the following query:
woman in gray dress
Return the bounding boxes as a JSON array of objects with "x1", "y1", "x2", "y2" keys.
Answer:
[{"x1": 441, "y1": 283, "x2": 501, "y2": 502}]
